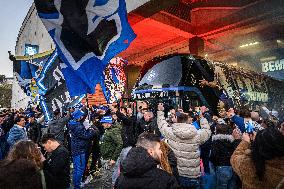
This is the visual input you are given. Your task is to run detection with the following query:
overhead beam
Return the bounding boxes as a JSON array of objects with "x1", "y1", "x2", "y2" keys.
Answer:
[
  {"x1": 196, "y1": 0, "x2": 284, "y2": 36},
  {"x1": 150, "y1": 11, "x2": 194, "y2": 34},
  {"x1": 132, "y1": 0, "x2": 179, "y2": 17},
  {"x1": 126, "y1": 37, "x2": 187, "y2": 62}
]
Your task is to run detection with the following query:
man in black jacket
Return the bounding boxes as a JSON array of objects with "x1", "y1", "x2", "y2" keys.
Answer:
[
  {"x1": 26, "y1": 113, "x2": 42, "y2": 144},
  {"x1": 137, "y1": 111, "x2": 161, "y2": 137},
  {"x1": 41, "y1": 134, "x2": 70, "y2": 189},
  {"x1": 115, "y1": 132, "x2": 179, "y2": 189},
  {"x1": 48, "y1": 109, "x2": 70, "y2": 144},
  {"x1": 110, "y1": 105, "x2": 137, "y2": 148}
]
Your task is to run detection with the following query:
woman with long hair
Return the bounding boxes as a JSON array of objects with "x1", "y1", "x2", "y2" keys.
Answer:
[
  {"x1": 7, "y1": 140, "x2": 44, "y2": 169},
  {"x1": 231, "y1": 126, "x2": 284, "y2": 189}
]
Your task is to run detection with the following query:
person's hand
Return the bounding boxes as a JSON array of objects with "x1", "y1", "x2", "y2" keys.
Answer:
[
  {"x1": 232, "y1": 128, "x2": 241, "y2": 140},
  {"x1": 199, "y1": 79, "x2": 208, "y2": 87},
  {"x1": 212, "y1": 115, "x2": 218, "y2": 121},
  {"x1": 127, "y1": 108, "x2": 133, "y2": 115},
  {"x1": 109, "y1": 104, "x2": 118, "y2": 113},
  {"x1": 178, "y1": 108, "x2": 184, "y2": 113},
  {"x1": 226, "y1": 108, "x2": 235, "y2": 118},
  {"x1": 158, "y1": 103, "x2": 164, "y2": 111},
  {"x1": 109, "y1": 159, "x2": 116, "y2": 166},
  {"x1": 242, "y1": 132, "x2": 256, "y2": 143},
  {"x1": 200, "y1": 106, "x2": 207, "y2": 114}
]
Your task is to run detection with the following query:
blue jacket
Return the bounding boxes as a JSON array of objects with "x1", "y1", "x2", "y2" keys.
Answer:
[
  {"x1": 231, "y1": 115, "x2": 245, "y2": 133},
  {"x1": 7, "y1": 125, "x2": 28, "y2": 146},
  {"x1": 68, "y1": 121, "x2": 97, "y2": 156}
]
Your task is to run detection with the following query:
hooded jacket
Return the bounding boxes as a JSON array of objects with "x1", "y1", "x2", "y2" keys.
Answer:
[
  {"x1": 48, "y1": 115, "x2": 70, "y2": 144},
  {"x1": 210, "y1": 134, "x2": 240, "y2": 166},
  {"x1": 115, "y1": 147, "x2": 179, "y2": 189},
  {"x1": 157, "y1": 111, "x2": 211, "y2": 178},
  {"x1": 68, "y1": 121, "x2": 97, "y2": 156}
]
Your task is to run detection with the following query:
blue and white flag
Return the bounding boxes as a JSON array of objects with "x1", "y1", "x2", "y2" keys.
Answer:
[
  {"x1": 34, "y1": 0, "x2": 136, "y2": 96},
  {"x1": 36, "y1": 51, "x2": 85, "y2": 121}
]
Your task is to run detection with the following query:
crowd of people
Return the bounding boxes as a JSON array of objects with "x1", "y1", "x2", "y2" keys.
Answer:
[{"x1": 0, "y1": 101, "x2": 283, "y2": 189}]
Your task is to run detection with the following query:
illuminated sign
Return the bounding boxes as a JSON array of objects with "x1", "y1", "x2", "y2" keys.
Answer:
[
  {"x1": 262, "y1": 59, "x2": 284, "y2": 72},
  {"x1": 261, "y1": 59, "x2": 284, "y2": 80},
  {"x1": 25, "y1": 44, "x2": 39, "y2": 56}
]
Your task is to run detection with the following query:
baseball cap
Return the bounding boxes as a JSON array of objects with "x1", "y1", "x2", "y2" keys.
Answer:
[
  {"x1": 72, "y1": 109, "x2": 85, "y2": 119},
  {"x1": 100, "y1": 116, "x2": 112, "y2": 123}
]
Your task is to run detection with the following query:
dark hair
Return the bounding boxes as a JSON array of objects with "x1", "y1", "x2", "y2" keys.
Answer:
[
  {"x1": 251, "y1": 127, "x2": 284, "y2": 180},
  {"x1": 0, "y1": 159, "x2": 43, "y2": 189},
  {"x1": 215, "y1": 123, "x2": 231, "y2": 135},
  {"x1": 41, "y1": 133, "x2": 57, "y2": 144},
  {"x1": 177, "y1": 113, "x2": 189, "y2": 123},
  {"x1": 239, "y1": 108, "x2": 251, "y2": 118},
  {"x1": 53, "y1": 109, "x2": 60, "y2": 116},
  {"x1": 136, "y1": 132, "x2": 160, "y2": 149},
  {"x1": 262, "y1": 118, "x2": 276, "y2": 128},
  {"x1": 120, "y1": 106, "x2": 127, "y2": 113},
  {"x1": 14, "y1": 115, "x2": 25, "y2": 123}
]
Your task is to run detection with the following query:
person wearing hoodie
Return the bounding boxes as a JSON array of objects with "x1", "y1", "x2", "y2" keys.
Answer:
[
  {"x1": 210, "y1": 124, "x2": 241, "y2": 189},
  {"x1": 68, "y1": 109, "x2": 98, "y2": 189},
  {"x1": 157, "y1": 103, "x2": 211, "y2": 189},
  {"x1": 115, "y1": 132, "x2": 179, "y2": 189}
]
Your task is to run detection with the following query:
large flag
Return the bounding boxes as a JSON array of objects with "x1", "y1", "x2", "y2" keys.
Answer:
[
  {"x1": 34, "y1": 0, "x2": 136, "y2": 96},
  {"x1": 37, "y1": 51, "x2": 85, "y2": 121},
  {"x1": 13, "y1": 50, "x2": 54, "y2": 103}
]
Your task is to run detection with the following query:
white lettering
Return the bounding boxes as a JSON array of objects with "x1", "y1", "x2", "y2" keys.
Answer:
[
  {"x1": 246, "y1": 92, "x2": 268, "y2": 102},
  {"x1": 268, "y1": 61, "x2": 275, "y2": 72},
  {"x1": 262, "y1": 62, "x2": 269, "y2": 72},
  {"x1": 274, "y1": 60, "x2": 281, "y2": 71},
  {"x1": 262, "y1": 59, "x2": 284, "y2": 72}
]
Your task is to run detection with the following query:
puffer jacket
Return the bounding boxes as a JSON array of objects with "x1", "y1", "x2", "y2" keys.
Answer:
[
  {"x1": 210, "y1": 134, "x2": 240, "y2": 166},
  {"x1": 68, "y1": 121, "x2": 97, "y2": 156},
  {"x1": 115, "y1": 147, "x2": 179, "y2": 189},
  {"x1": 157, "y1": 111, "x2": 211, "y2": 178}
]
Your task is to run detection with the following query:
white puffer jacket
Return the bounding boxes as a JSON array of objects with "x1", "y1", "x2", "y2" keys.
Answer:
[{"x1": 157, "y1": 111, "x2": 211, "y2": 178}]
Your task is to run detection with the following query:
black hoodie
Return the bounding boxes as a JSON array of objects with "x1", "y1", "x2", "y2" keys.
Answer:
[{"x1": 115, "y1": 147, "x2": 179, "y2": 189}]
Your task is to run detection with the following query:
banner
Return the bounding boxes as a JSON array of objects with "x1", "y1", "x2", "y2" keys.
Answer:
[
  {"x1": 262, "y1": 58, "x2": 284, "y2": 80},
  {"x1": 36, "y1": 51, "x2": 85, "y2": 121},
  {"x1": 13, "y1": 51, "x2": 53, "y2": 104},
  {"x1": 34, "y1": 0, "x2": 136, "y2": 97}
]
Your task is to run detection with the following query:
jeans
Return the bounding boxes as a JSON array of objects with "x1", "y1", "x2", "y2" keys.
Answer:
[
  {"x1": 179, "y1": 176, "x2": 200, "y2": 189},
  {"x1": 101, "y1": 159, "x2": 114, "y2": 189},
  {"x1": 215, "y1": 166, "x2": 237, "y2": 189},
  {"x1": 0, "y1": 135, "x2": 9, "y2": 160},
  {"x1": 73, "y1": 153, "x2": 87, "y2": 189}
]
